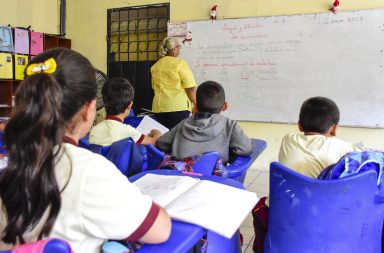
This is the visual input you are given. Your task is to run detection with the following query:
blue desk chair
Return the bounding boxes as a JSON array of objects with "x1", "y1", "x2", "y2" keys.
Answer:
[
  {"x1": 80, "y1": 135, "x2": 144, "y2": 177},
  {"x1": 225, "y1": 138, "x2": 267, "y2": 183},
  {"x1": 265, "y1": 162, "x2": 384, "y2": 253},
  {"x1": 130, "y1": 170, "x2": 243, "y2": 253},
  {"x1": 145, "y1": 144, "x2": 220, "y2": 175},
  {"x1": 145, "y1": 139, "x2": 267, "y2": 183},
  {"x1": 105, "y1": 137, "x2": 144, "y2": 177},
  {"x1": 0, "y1": 239, "x2": 72, "y2": 253},
  {"x1": 146, "y1": 144, "x2": 165, "y2": 171}
]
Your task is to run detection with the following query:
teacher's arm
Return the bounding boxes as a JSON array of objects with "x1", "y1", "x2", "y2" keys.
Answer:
[
  {"x1": 179, "y1": 60, "x2": 197, "y2": 105},
  {"x1": 185, "y1": 87, "x2": 196, "y2": 105}
]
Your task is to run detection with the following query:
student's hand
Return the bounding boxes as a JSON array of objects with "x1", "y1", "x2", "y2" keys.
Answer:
[
  {"x1": 149, "y1": 129, "x2": 162, "y2": 138},
  {"x1": 0, "y1": 123, "x2": 5, "y2": 133}
]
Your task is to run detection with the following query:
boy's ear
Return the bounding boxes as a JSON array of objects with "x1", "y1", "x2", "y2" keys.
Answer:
[
  {"x1": 127, "y1": 101, "x2": 133, "y2": 110},
  {"x1": 221, "y1": 102, "x2": 228, "y2": 112},
  {"x1": 328, "y1": 124, "x2": 338, "y2": 137},
  {"x1": 298, "y1": 121, "x2": 304, "y2": 132}
]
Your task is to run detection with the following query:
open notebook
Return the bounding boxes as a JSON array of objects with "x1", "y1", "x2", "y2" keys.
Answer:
[
  {"x1": 136, "y1": 116, "x2": 169, "y2": 135},
  {"x1": 133, "y1": 174, "x2": 259, "y2": 238}
]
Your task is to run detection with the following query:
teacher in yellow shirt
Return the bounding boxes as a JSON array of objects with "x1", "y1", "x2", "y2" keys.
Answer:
[{"x1": 151, "y1": 37, "x2": 197, "y2": 129}]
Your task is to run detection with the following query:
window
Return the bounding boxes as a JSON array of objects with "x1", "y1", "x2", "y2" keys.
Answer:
[{"x1": 107, "y1": 4, "x2": 169, "y2": 62}]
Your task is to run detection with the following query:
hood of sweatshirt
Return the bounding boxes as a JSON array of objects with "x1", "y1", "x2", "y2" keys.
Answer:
[{"x1": 180, "y1": 113, "x2": 228, "y2": 142}]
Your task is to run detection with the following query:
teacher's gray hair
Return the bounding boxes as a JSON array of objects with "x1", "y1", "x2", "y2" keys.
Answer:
[{"x1": 159, "y1": 37, "x2": 179, "y2": 57}]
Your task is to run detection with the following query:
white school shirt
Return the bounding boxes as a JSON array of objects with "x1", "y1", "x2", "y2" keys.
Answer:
[
  {"x1": 278, "y1": 133, "x2": 363, "y2": 178},
  {"x1": 89, "y1": 117, "x2": 144, "y2": 146},
  {"x1": 0, "y1": 143, "x2": 158, "y2": 253}
]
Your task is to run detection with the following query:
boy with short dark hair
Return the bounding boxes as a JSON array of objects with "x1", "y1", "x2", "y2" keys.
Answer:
[
  {"x1": 156, "y1": 80, "x2": 252, "y2": 164},
  {"x1": 278, "y1": 96, "x2": 363, "y2": 178},
  {"x1": 89, "y1": 77, "x2": 161, "y2": 146}
]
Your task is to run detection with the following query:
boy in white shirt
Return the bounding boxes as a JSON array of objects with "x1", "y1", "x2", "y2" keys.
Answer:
[
  {"x1": 278, "y1": 96, "x2": 362, "y2": 178},
  {"x1": 89, "y1": 78, "x2": 161, "y2": 146}
]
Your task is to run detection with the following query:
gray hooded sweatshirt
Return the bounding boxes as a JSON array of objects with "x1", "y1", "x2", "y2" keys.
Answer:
[{"x1": 156, "y1": 113, "x2": 252, "y2": 163}]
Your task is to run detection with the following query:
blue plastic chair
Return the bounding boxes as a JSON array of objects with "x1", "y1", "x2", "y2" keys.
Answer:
[
  {"x1": 0, "y1": 239, "x2": 72, "y2": 253},
  {"x1": 265, "y1": 161, "x2": 384, "y2": 253},
  {"x1": 79, "y1": 134, "x2": 110, "y2": 156},
  {"x1": 79, "y1": 135, "x2": 144, "y2": 177},
  {"x1": 145, "y1": 144, "x2": 220, "y2": 175},
  {"x1": 192, "y1": 151, "x2": 220, "y2": 175},
  {"x1": 146, "y1": 139, "x2": 267, "y2": 182},
  {"x1": 225, "y1": 138, "x2": 267, "y2": 183},
  {"x1": 105, "y1": 137, "x2": 144, "y2": 177},
  {"x1": 146, "y1": 144, "x2": 165, "y2": 171}
]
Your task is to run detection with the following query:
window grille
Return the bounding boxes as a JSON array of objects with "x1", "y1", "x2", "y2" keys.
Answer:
[{"x1": 107, "y1": 4, "x2": 169, "y2": 62}]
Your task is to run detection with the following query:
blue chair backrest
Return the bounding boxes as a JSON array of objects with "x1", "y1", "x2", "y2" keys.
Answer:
[
  {"x1": 192, "y1": 151, "x2": 220, "y2": 175},
  {"x1": 146, "y1": 145, "x2": 220, "y2": 175},
  {"x1": 265, "y1": 161, "x2": 384, "y2": 253},
  {"x1": 0, "y1": 239, "x2": 73, "y2": 253},
  {"x1": 145, "y1": 139, "x2": 267, "y2": 180},
  {"x1": 105, "y1": 137, "x2": 143, "y2": 177}
]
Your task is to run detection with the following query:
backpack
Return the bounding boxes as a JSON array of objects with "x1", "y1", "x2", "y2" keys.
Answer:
[{"x1": 318, "y1": 150, "x2": 384, "y2": 189}]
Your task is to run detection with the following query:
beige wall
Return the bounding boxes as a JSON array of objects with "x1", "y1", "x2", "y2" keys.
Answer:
[{"x1": 0, "y1": 0, "x2": 59, "y2": 34}]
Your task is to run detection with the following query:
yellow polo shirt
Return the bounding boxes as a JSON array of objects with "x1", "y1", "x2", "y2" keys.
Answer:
[{"x1": 151, "y1": 56, "x2": 196, "y2": 113}]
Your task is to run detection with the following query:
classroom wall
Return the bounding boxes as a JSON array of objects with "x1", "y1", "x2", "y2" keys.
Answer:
[
  {"x1": 0, "y1": 0, "x2": 60, "y2": 34},
  {"x1": 67, "y1": 0, "x2": 384, "y2": 171}
]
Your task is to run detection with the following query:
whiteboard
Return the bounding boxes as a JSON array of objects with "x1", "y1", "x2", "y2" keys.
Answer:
[{"x1": 178, "y1": 9, "x2": 384, "y2": 128}]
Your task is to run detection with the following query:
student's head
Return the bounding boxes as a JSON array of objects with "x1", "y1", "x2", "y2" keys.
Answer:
[
  {"x1": 196, "y1": 81, "x2": 227, "y2": 114},
  {"x1": 299, "y1": 96, "x2": 340, "y2": 135},
  {"x1": 159, "y1": 37, "x2": 180, "y2": 57},
  {"x1": 102, "y1": 77, "x2": 135, "y2": 116},
  {"x1": 0, "y1": 48, "x2": 96, "y2": 244}
]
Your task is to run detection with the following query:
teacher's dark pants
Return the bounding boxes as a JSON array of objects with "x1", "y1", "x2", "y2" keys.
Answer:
[{"x1": 154, "y1": 110, "x2": 190, "y2": 129}]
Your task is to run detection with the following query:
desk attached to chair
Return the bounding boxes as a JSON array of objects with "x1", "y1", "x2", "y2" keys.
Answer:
[{"x1": 130, "y1": 170, "x2": 247, "y2": 253}]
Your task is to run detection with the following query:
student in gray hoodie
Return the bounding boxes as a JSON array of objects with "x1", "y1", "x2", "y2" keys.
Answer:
[{"x1": 156, "y1": 81, "x2": 252, "y2": 163}]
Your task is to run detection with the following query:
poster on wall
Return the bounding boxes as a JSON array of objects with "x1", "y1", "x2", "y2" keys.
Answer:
[
  {"x1": 15, "y1": 54, "x2": 29, "y2": 80},
  {"x1": 30, "y1": 31, "x2": 44, "y2": 56},
  {"x1": 0, "y1": 53, "x2": 13, "y2": 79},
  {"x1": 0, "y1": 26, "x2": 14, "y2": 52},
  {"x1": 14, "y1": 28, "x2": 30, "y2": 55},
  {"x1": 167, "y1": 22, "x2": 188, "y2": 37}
]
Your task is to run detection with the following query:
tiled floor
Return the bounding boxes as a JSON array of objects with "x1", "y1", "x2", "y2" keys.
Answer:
[{"x1": 240, "y1": 167, "x2": 270, "y2": 253}]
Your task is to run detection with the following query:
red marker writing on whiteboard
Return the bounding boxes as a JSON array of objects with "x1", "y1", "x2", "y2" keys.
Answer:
[{"x1": 329, "y1": 0, "x2": 339, "y2": 14}]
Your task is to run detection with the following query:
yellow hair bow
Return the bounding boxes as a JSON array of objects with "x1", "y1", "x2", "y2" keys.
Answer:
[{"x1": 26, "y1": 58, "x2": 57, "y2": 76}]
